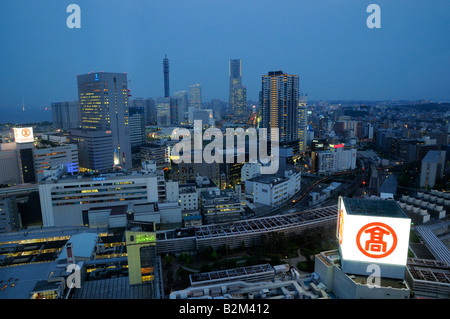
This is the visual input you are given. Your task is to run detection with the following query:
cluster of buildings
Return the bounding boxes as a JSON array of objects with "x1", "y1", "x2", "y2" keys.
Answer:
[
  {"x1": 1, "y1": 174, "x2": 449, "y2": 300},
  {"x1": 0, "y1": 127, "x2": 79, "y2": 185},
  {"x1": 36, "y1": 160, "x2": 248, "y2": 230},
  {"x1": 169, "y1": 196, "x2": 449, "y2": 299},
  {"x1": 126, "y1": 58, "x2": 248, "y2": 129},
  {"x1": 311, "y1": 144, "x2": 356, "y2": 175},
  {"x1": 0, "y1": 57, "x2": 448, "y2": 301}
]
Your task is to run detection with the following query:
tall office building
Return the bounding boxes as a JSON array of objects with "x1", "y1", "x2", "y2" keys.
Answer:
[
  {"x1": 163, "y1": 54, "x2": 170, "y2": 98},
  {"x1": 229, "y1": 59, "x2": 241, "y2": 85},
  {"x1": 77, "y1": 72, "x2": 132, "y2": 170},
  {"x1": 156, "y1": 97, "x2": 171, "y2": 126},
  {"x1": 12, "y1": 127, "x2": 36, "y2": 184},
  {"x1": 189, "y1": 84, "x2": 202, "y2": 109},
  {"x1": 229, "y1": 59, "x2": 247, "y2": 121},
  {"x1": 51, "y1": 101, "x2": 80, "y2": 131},
  {"x1": 69, "y1": 129, "x2": 113, "y2": 172},
  {"x1": 17, "y1": 143, "x2": 36, "y2": 183},
  {"x1": 0, "y1": 143, "x2": 21, "y2": 185},
  {"x1": 129, "y1": 97, "x2": 157, "y2": 126},
  {"x1": 212, "y1": 98, "x2": 224, "y2": 120},
  {"x1": 260, "y1": 71, "x2": 300, "y2": 142},
  {"x1": 298, "y1": 95, "x2": 308, "y2": 153},
  {"x1": 173, "y1": 91, "x2": 188, "y2": 124},
  {"x1": 128, "y1": 107, "x2": 146, "y2": 147}
]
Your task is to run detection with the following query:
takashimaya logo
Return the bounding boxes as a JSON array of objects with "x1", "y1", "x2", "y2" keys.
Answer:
[
  {"x1": 21, "y1": 128, "x2": 31, "y2": 137},
  {"x1": 356, "y1": 222, "x2": 398, "y2": 259},
  {"x1": 171, "y1": 120, "x2": 279, "y2": 175}
]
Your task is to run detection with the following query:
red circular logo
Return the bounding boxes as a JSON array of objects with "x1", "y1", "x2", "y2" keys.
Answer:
[
  {"x1": 21, "y1": 129, "x2": 31, "y2": 137},
  {"x1": 356, "y1": 222, "x2": 397, "y2": 258}
]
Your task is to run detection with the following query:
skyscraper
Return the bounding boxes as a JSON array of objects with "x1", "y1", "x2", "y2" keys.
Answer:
[
  {"x1": 129, "y1": 97, "x2": 157, "y2": 125},
  {"x1": 128, "y1": 106, "x2": 146, "y2": 147},
  {"x1": 69, "y1": 129, "x2": 114, "y2": 172},
  {"x1": 189, "y1": 84, "x2": 202, "y2": 109},
  {"x1": 298, "y1": 95, "x2": 308, "y2": 153},
  {"x1": 156, "y1": 97, "x2": 171, "y2": 126},
  {"x1": 173, "y1": 90, "x2": 188, "y2": 124},
  {"x1": 77, "y1": 72, "x2": 132, "y2": 170},
  {"x1": 229, "y1": 59, "x2": 247, "y2": 121},
  {"x1": 51, "y1": 101, "x2": 80, "y2": 130},
  {"x1": 260, "y1": 70, "x2": 300, "y2": 143},
  {"x1": 16, "y1": 142, "x2": 36, "y2": 183},
  {"x1": 163, "y1": 54, "x2": 170, "y2": 98}
]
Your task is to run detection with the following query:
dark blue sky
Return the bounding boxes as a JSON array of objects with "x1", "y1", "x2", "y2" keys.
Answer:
[{"x1": 1, "y1": 0, "x2": 449, "y2": 116}]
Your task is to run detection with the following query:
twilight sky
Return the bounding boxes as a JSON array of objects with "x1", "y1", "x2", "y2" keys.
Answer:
[{"x1": 0, "y1": 0, "x2": 449, "y2": 117}]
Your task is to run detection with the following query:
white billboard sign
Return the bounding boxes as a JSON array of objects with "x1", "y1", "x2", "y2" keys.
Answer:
[
  {"x1": 338, "y1": 200, "x2": 411, "y2": 267},
  {"x1": 13, "y1": 127, "x2": 34, "y2": 143}
]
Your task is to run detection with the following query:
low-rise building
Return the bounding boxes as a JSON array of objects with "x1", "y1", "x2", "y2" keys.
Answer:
[
  {"x1": 405, "y1": 258, "x2": 450, "y2": 298},
  {"x1": 245, "y1": 170, "x2": 301, "y2": 207},
  {"x1": 0, "y1": 197, "x2": 21, "y2": 232},
  {"x1": 240, "y1": 162, "x2": 261, "y2": 182},
  {"x1": 39, "y1": 161, "x2": 159, "y2": 227},
  {"x1": 33, "y1": 143, "x2": 79, "y2": 181},
  {"x1": 200, "y1": 189, "x2": 243, "y2": 224},
  {"x1": 314, "y1": 250, "x2": 410, "y2": 299},
  {"x1": 420, "y1": 150, "x2": 446, "y2": 188},
  {"x1": 170, "y1": 264, "x2": 329, "y2": 299},
  {"x1": 182, "y1": 210, "x2": 202, "y2": 227},
  {"x1": 311, "y1": 145, "x2": 356, "y2": 175},
  {"x1": 140, "y1": 142, "x2": 171, "y2": 170},
  {"x1": 178, "y1": 182, "x2": 198, "y2": 211},
  {"x1": 308, "y1": 182, "x2": 342, "y2": 207}
]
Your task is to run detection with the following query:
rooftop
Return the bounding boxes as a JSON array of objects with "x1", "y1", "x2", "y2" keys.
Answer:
[
  {"x1": 57, "y1": 233, "x2": 98, "y2": 263},
  {"x1": 72, "y1": 276, "x2": 156, "y2": 299},
  {"x1": 200, "y1": 189, "x2": 237, "y2": 201},
  {"x1": 247, "y1": 174, "x2": 287, "y2": 186},
  {"x1": 317, "y1": 250, "x2": 409, "y2": 290},
  {"x1": 186, "y1": 176, "x2": 217, "y2": 189},
  {"x1": 343, "y1": 197, "x2": 407, "y2": 219},
  {"x1": 0, "y1": 262, "x2": 52, "y2": 299},
  {"x1": 190, "y1": 264, "x2": 274, "y2": 285},
  {"x1": 407, "y1": 258, "x2": 450, "y2": 284},
  {"x1": 40, "y1": 168, "x2": 157, "y2": 184},
  {"x1": 88, "y1": 205, "x2": 129, "y2": 216},
  {"x1": 422, "y1": 150, "x2": 445, "y2": 163}
]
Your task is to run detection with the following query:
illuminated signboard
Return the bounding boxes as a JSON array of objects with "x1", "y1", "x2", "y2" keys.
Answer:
[
  {"x1": 13, "y1": 127, "x2": 34, "y2": 143},
  {"x1": 337, "y1": 208, "x2": 345, "y2": 245},
  {"x1": 338, "y1": 197, "x2": 411, "y2": 276},
  {"x1": 136, "y1": 234, "x2": 156, "y2": 244}
]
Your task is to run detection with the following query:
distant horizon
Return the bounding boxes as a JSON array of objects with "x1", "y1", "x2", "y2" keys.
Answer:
[
  {"x1": 1, "y1": 99, "x2": 449, "y2": 126},
  {"x1": 1, "y1": 0, "x2": 449, "y2": 116}
]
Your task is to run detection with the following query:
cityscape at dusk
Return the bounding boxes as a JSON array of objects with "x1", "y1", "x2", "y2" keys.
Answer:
[{"x1": 0, "y1": 0, "x2": 448, "y2": 309}]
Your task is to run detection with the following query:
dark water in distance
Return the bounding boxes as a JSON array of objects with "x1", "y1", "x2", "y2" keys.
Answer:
[{"x1": 0, "y1": 108, "x2": 52, "y2": 125}]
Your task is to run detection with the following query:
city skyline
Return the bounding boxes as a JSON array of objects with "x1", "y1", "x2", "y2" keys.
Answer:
[
  {"x1": 0, "y1": 0, "x2": 449, "y2": 118},
  {"x1": 0, "y1": 0, "x2": 449, "y2": 304}
]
